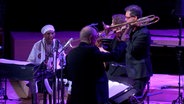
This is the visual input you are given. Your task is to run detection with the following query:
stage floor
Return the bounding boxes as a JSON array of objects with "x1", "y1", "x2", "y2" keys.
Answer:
[{"x1": 0, "y1": 74, "x2": 184, "y2": 104}]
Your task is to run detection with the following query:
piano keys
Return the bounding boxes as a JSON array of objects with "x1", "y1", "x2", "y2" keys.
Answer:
[{"x1": 0, "y1": 58, "x2": 36, "y2": 80}]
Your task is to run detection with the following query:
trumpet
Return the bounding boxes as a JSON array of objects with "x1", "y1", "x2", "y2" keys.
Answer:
[{"x1": 104, "y1": 14, "x2": 160, "y2": 32}]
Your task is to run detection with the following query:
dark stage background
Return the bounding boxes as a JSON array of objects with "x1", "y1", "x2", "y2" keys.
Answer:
[
  {"x1": 2, "y1": 0, "x2": 182, "y2": 31},
  {"x1": 1, "y1": 0, "x2": 184, "y2": 74}
]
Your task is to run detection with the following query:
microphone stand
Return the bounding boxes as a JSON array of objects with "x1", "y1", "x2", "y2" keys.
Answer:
[
  {"x1": 172, "y1": 17, "x2": 184, "y2": 104},
  {"x1": 58, "y1": 38, "x2": 73, "y2": 104},
  {"x1": 53, "y1": 47, "x2": 57, "y2": 104},
  {"x1": 59, "y1": 53, "x2": 65, "y2": 104},
  {"x1": 49, "y1": 38, "x2": 72, "y2": 104}
]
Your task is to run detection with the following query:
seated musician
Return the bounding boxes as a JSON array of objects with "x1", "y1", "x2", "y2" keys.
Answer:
[{"x1": 27, "y1": 24, "x2": 66, "y2": 103}]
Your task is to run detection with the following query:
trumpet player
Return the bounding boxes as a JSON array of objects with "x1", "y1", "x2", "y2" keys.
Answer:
[
  {"x1": 98, "y1": 14, "x2": 129, "y2": 82},
  {"x1": 97, "y1": 14, "x2": 127, "y2": 51},
  {"x1": 98, "y1": 14, "x2": 128, "y2": 40},
  {"x1": 122, "y1": 4, "x2": 153, "y2": 100}
]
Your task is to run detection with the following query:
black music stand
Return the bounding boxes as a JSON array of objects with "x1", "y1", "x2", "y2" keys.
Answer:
[
  {"x1": 172, "y1": 46, "x2": 184, "y2": 104},
  {"x1": 172, "y1": 0, "x2": 184, "y2": 103}
]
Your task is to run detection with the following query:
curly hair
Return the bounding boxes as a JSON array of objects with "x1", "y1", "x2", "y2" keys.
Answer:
[{"x1": 112, "y1": 14, "x2": 126, "y2": 25}]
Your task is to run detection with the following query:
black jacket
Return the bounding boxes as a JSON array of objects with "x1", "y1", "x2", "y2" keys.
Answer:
[
  {"x1": 65, "y1": 42, "x2": 119, "y2": 104},
  {"x1": 126, "y1": 26, "x2": 153, "y2": 79}
]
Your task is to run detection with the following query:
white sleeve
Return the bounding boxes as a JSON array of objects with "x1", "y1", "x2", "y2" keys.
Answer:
[{"x1": 27, "y1": 44, "x2": 36, "y2": 62}]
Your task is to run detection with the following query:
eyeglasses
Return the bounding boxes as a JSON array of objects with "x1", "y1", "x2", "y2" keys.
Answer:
[{"x1": 125, "y1": 16, "x2": 134, "y2": 19}]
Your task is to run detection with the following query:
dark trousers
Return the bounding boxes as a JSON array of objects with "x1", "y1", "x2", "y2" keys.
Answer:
[{"x1": 133, "y1": 77, "x2": 150, "y2": 97}]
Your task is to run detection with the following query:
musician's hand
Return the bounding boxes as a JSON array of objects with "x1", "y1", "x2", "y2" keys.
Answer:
[
  {"x1": 95, "y1": 38, "x2": 102, "y2": 47},
  {"x1": 98, "y1": 47, "x2": 109, "y2": 53},
  {"x1": 102, "y1": 21, "x2": 110, "y2": 29},
  {"x1": 46, "y1": 57, "x2": 53, "y2": 70},
  {"x1": 121, "y1": 24, "x2": 131, "y2": 41}
]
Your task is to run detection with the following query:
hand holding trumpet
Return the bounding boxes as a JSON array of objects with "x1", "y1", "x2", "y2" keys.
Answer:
[{"x1": 121, "y1": 24, "x2": 131, "y2": 41}]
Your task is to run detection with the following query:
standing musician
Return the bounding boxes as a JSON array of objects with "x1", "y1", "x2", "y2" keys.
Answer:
[
  {"x1": 121, "y1": 4, "x2": 153, "y2": 99},
  {"x1": 65, "y1": 25, "x2": 124, "y2": 104},
  {"x1": 97, "y1": 14, "x2": 130, "y2": 84}
]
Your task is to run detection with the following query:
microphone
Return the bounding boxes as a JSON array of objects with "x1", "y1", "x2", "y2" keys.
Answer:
[
  {"x1": 64, "y1": 38, "x2": 73, "y2": 48},
  {"x1": 58, "y1": 38, "x2": 73, "y2": 53}
]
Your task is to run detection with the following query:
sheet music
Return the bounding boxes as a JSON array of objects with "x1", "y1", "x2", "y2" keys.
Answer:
[
  {"x1": 0, "y1": 58, "x2": 33, "y2": 65},
  {"x1": 108, "y1": 80, "x2": 129, "y2": 98}
]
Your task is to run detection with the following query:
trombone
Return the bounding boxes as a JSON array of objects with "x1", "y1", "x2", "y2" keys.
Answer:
[{"x1": 103, "y1": 14, "x2": 160, "y2": 32}]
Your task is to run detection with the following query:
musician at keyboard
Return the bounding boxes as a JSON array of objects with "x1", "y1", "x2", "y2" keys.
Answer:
[{"x1": 27, "y1": 24, "x2": 66, "y2": 103}]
